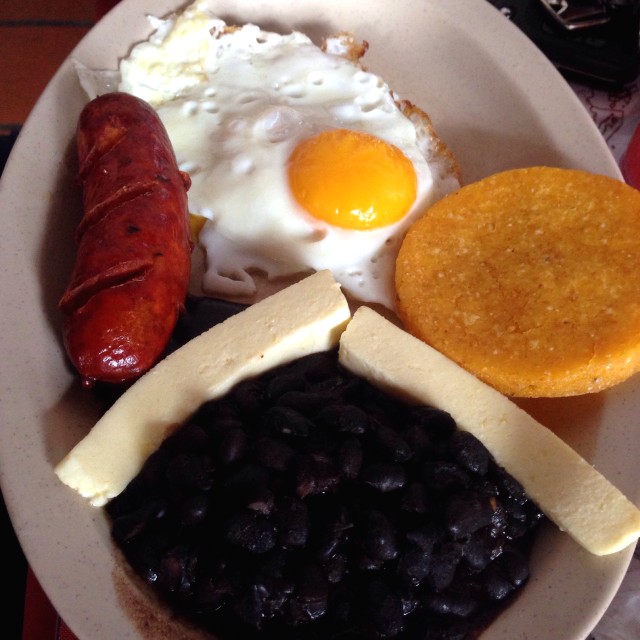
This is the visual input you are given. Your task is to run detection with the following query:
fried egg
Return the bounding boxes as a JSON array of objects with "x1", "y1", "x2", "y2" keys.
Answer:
[{"x1": 119, "y1": 0, "x2": 460, "y2": 309}]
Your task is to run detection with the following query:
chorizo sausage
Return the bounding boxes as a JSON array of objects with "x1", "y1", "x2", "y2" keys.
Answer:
[{"x1": 59, "y1": 92, "x2": 192, "y2": 388}]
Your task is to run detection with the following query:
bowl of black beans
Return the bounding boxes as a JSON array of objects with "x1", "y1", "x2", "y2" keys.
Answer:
[{"x1": 103, "y1": 296, "x2": 544, "y2": 640}]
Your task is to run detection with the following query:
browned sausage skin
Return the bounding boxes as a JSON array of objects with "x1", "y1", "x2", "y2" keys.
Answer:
[{"x1": 59, "y1": 92, "x2": 192, "y2": 388}]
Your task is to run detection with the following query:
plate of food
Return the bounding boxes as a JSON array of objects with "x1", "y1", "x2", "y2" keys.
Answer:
[{"x1": 1, "y1": 0, "x2": 639, "y2": 639}]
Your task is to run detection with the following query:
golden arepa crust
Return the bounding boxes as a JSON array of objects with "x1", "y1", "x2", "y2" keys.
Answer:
[{"x1": 395, "y1": 166, "x2": 640, "y2": 397}]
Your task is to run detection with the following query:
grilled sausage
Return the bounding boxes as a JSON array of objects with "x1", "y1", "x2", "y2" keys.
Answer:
[{"x1": 59, "y1": 92, "x2": 192, "y2": 387}]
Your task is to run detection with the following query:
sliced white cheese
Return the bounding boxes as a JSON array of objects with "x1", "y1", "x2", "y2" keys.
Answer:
[
  {"x1": 338, "y1": 306, "x2": 640, "y2": 556},
  {"x1": 55, "y1": 270, "x2": 351, "y2": 506}
]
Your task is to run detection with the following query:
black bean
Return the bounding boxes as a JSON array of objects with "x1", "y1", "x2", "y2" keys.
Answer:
[
  {"x1": 314, "y1": 373, "x2": 360, "y2": 398},
  {"x1": 295, "y1": 454, "x2": 340, "y2": 497},
  {"x1": 111, "y1": 498, "x2": 167, "y2": 544},
  {"x1": 255, "y1": 580, "x2": 293, "y2": 617},
  {"x1": 463, "y1": 527, "x2": 502, "y2": 571},
  {"x1": 323, "y1": 583, "x2": 353, "y2": 627},
  {"x1": 480, "y1": 546, "x2": 530, "y2": 605},
  {"x1": 193, "y1": 575, "x2": 232, "y2": 613},
  {"x1": 248, "y1": 556, "x2": 292, "y2": 620},
  {"x1": 224, "y1": 511, "x2": 277, "y2": 554},
  {"x1": 494, "y1": 466, "x2": 528, "y2": 504},
  {"x1": 222, "y1": 463, "x2": 270, "y2": 502},
  {"x1": 192, "y1": 398, "x2": 235, "y2": 426},
  {"x1": 295, "y1": 466, "x2": 318, "y2": 499},
  {"x1": 324, "y1": 552, "x2": 347, "y2": 584},
  {"x1": 372, "y1": 421, "x2": 414, "y2": 463},
  {"x1": 299, "y1": 427, "x2": 339, "y2": 456},
  {"x1": 503, "y1": 499, "x2": 543, "y2": 539},
  {"x1": 445, "y1": 491, "x2": 495, "y2": 539},
  {"x1": 277, "y1": 391, "x2": 334, "y2": 417},
  {"x1": 312, "y1": 504, "x2": 352, "y2": 562},
  {"x1": 337, "y1": 437, "x2": 363, "y2": 480},
  {"x1": 265, "y1": 372, "x2": 307, "y2": 400},
  {"x1": 483, "y1": 564, "x2": 515, "y2": 601},
  {"x1": 166, "y1": 452, "x2": 215, "y2": 492},
  {"x1": 276, "y1": 497, "x2": 309, "y2": 548},
  {"x1": 429, "y1": 542, "x2": 463, "y2": 591},
  {"x1": 132, "y1": 527, "x2": 175, "y2": 579},
  {"x1": 425, "y1": 589, "x2": 478, "y2": 618},
  {"x1": 497, "y1": 547, "x2": 530, "y2": 587},
  {"x1": 165, "y1": 422, "x2": 210, "y2": 453},
  {"x1": 359, "y1": 509, "x2": 398, "y2": 561},
  {"x1": 316, "y1": 404, "x2": 371, "y2": 434},
  {"x1": 422, "y1": 461, "x2": 470, "y2": 492},
  {"x1": 361, "y1": 463, "x2": 406, "y2": 493},
  {"x1": 527, "y1": 500, "x2": 545, "y2": 524},
  {"x1": 230, "y1": 379, "x2": 264, "y2": 418},
  {"x1": 155, "y1": 544, "x2": 196, "y2": 594},
  {"x1": 259, "y1": 578, "x2": 290, "y2": 619},
  {"x1": 181, "y1": 493, "x2": 210, "y2": 527},
  {"x1": 480, "y1": 479, "x2": 500, "y2": 499},
  {"x1": 400, "y1": 482, "x2": 429, "y2": 514},
  {"x1": 409, "y1": 406, "x2": 457, "y2": 439},
  {"x1": 262, "y1": 405, "x2": 315, "y2": 439},
  {"x1": 507, "y1": 501, "x2": 529, "y2": 523},
  {"x1": 357, "y1": 554, "x2": 384, "y2": 571},
  {"x1": 289, "y1": 564, "x2": 329, "y2": 624},
  {"x1": 313, "y1": 533, "x2": 341, "y2": 563},
  {"x1": 234, "y1": 582, "x2": 268, "y2": 625},
  {"x1": 255, "y1": 548, "x2": 289, "y2": 583},
  {"x1": 216, "y1": 426, "x2": 247, "y2": 466},
  {"x1": 403, "y1": 424, "x2": 435, "y2": 458},
  {"x1": 254, "y1": 436, "x2": 296, "y2": 471},
  {"x1": 246, "y1": 486, "x2": 275, "y2": 515},
  {"x1": 406, "y1": 524, "x2": 440, "y2": 553},
  {"x1": 205, "y1": 416, "x2": 244, "y2": 439},
  {"x1": 397, "y1": 543, "x2": 432, "y2": 587},
  {"x1": 400, "y1": 590, "x2": 419, "y2": 616},
  {"x1": 283, "y1": 350, "x2": 337, "y2": 382},
  {"x1": 449, "y1": 430, "x2": 490, "y2": 476},
  {"x1": 365, "y1": 579, "x2": 404, "y2": 638},
  {"x1": 490, "y1": 502, "x2": 509, "y2": 534}
]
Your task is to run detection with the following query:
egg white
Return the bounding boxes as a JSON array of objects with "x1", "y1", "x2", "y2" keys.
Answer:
[{"x1": 119, "y1": 1, "x2": 458, "y2": 309}]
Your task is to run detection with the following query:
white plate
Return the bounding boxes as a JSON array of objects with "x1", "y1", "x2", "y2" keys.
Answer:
[{"x1": 0, "y1": 0, "x2": 637, "y2": 638}]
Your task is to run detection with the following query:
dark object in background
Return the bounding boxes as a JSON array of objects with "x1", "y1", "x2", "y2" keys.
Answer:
[
  {"x1": 486, "y1": 0, "x2": 640, "y2": 87},
  {"x1": 0, "y1": 126, "x2": 21, "y2": 175},
  {"x1": 0, "y1": 128, "x2": 26, "y2": 638}
]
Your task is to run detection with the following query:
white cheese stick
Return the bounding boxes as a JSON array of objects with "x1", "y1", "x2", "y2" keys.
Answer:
[
  {"x1": 56, "y1": 270, "x2": 351, "y2": 506},
  {"x1": 338, "y1": 306, "x2": 640, "y2": 556}
]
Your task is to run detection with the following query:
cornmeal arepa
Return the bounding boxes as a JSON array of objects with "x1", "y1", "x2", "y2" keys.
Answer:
[{"x1": 395, "y1": 166, "x2": 640, "y2": 397}]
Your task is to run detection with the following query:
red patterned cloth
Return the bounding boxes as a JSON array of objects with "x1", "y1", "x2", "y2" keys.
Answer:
[
  {"x1": 22, "y1": 569, "x2": 78, "y2": 640},
  {"x1": 95, "y1": 0, "x2": 120, "y2": 20}
]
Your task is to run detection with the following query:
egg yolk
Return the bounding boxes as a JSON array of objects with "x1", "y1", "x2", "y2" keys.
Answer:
[{"x1": 287, "y1": 129, "x2": 418, "y2": 230}]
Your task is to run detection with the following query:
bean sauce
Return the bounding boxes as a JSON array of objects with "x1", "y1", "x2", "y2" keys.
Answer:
[{"x1": 104, "y1": 296, "x2": 544, "y2": 639}]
